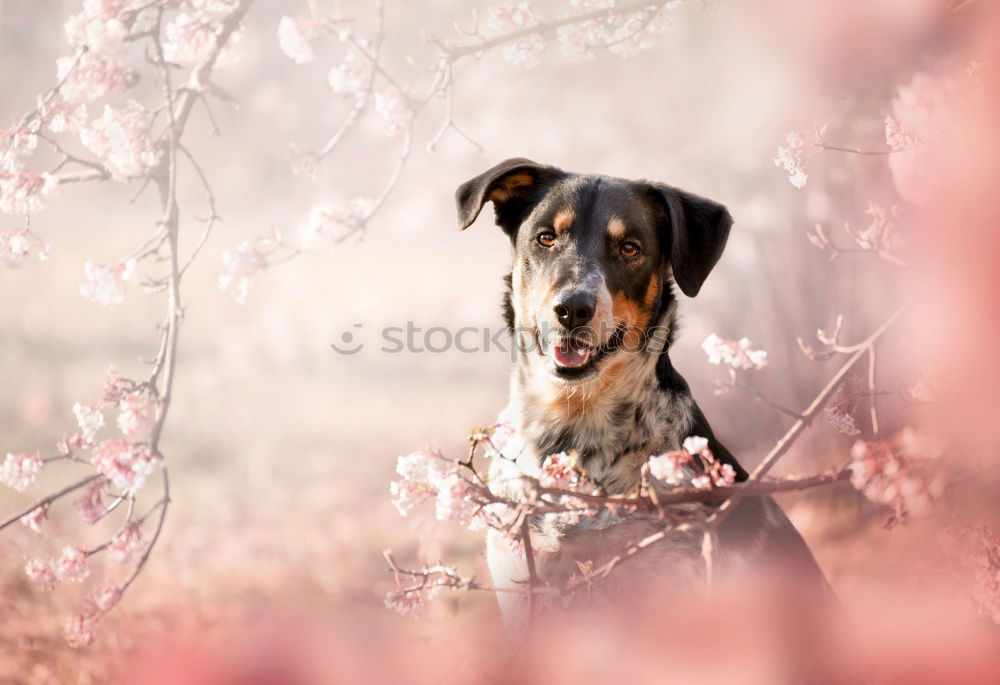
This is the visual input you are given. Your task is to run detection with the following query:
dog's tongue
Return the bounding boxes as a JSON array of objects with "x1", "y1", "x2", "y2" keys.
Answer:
[{"x1": 551, "y1": 339, "x2": 593, "y2": 368}]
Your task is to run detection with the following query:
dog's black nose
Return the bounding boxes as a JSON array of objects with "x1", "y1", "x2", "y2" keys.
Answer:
[{"x1": 554, "y1": 292, "x2": 595, "y2": 329}]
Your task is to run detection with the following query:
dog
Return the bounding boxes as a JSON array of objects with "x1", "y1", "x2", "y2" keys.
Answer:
[{"x1": 455, "y1": 158, "x2": 832, "y2": 629}]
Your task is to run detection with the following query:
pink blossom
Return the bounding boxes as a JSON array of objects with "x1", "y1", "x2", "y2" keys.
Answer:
[
  {"x1": 773, "y1": 131, "x2": 817, "y2": 189},
  {"x1": 117, "y1": 393, "x2": 153, "y2": 438},
  {"x1": 64, "y1": 613, "x2": 95, "y2": 648},
  {"x1": 90, "y1": 439, "x2": 155, "y2": 495},
  {"x1": 0, "y1": 157, "x2": 58, "y2": 216},
  {"x1": 73, "y1": 402, "x2": 105, "y2": 442},
  {"x1": 433, "y1": 471, "x2": 479, "y2": 525},
  {"x1": 0, "y1": 228, "x2": 51, "y2": 269},
  {"x1": 884, "y1": 115, "x2": 918, "y2": 152},
  {"x1": 537, "y1": 452, "x2": 578, "y2": 489},
  {"x1": 164, "y1": 11, "x2": 243, "y2": 68},
  {"x1": 0, "y1": 452, "x2": 44, "y2": 491},
  {"x1": 716, "y1": 463, "x2": 737, "y2": 487},
  {"x1": 79, "y1": 259, "x2": 136, "y2": 307},
  {"x1": 46, "y1": 102, "x2": 89, "y2": 135},
  {"x1": 328, "y1": 49, "x2": 369, "y2": 96},
  {"x1": 690, "y1": 474, "x2": 712, "y2": 490},
  {"x1": 0, "y1": 229, "x2": 31, "y2": 269},
  {"x1": 885, "y1": 69, "x2": 965, "y2": 204},
  {"x1": 384, "y1": 589, "x2": 423, "y2": 618},
  {"x1": 58, "y1": 1, "x2": 132, "y2": 104},
  {"x1": 557, "y1": 0, "x2": 672, "y2": 59},
  {"x1": 702, "y1": 334, "x2": 768, "y2": 371},
  {"x1": 108, "y1": 523, "x2": 147, "y2": 563},
  {"x1": 647, "y1": 450, "x2": 690, "y2": 484},
  {"x1": 486, "y1": 2, "x2": 546, "y2": 68},
  {"x1": 55, "y1": 546, "x2": 91, "y2": 582},
  {"x1": 87, "y1": 581, "x2": 122, "y2": 613},
  {"x1": 682, "y1": 436, "x2": 709, "y2": 456},
  {"x1": 824, "y1": 404, "x2": 860, "y2": 436},
  {"x1": 75, "y1": 479, "x2": 107, "y2": 526},
  {"x1": 56, "y1": 51, "x2": 131, "y2": 104},
  {"x1": 389, "y1": 447, "x2": 447, "y2": 517},
  {"x1": 278, "y1": 15, "x2": 317, "y2": 64},
  {"x1": 20, "y1": 505, "x2": 48, "y2": 533},
  {"x1": 848, "y1": 432, "x2": 947, "y2": 519},
  {"x1": 25, "y1": 559, "x2": 57, "y2": 591},
  {"x1": 299, "y1": 200, "x2": 372, "y2": 251},
  {"x1": 218, "y1": 237, "x2": 283, "y2": 304},
  {"x1": 63, "y1": 1, "x2": 129, "y2": 55},
  {"x1": 374, "y1": 88, "x2": 413, "y2": 137},
  {"x1": 79, "y1": 101, "x2": 160, "y2": 181}
]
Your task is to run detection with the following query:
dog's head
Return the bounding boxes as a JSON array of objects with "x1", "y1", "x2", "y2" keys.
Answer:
[{"x1": 456, "y1": 157, "x2": 732, "y2": 385}]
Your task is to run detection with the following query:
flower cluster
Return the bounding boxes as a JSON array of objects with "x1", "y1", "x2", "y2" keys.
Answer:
[
  {"x1": 79, "y1": 259, "x2": 136, "y2": 307},
  {"x1": 0, "y1": 452, "x2": 44, "y2": 491},
  {"x1": 58, "y1": 0, "x2": 134, "y2": 104},
  {"x1": 557, "y1": 0, "x2": 673, "y2": 59},
  {"x1": 25, "y1": 545, "x2": 91, "y2": 591},
  {"x1": 374, "y1": 88, "x2": 413, "y2": 137},
  {"x1": 217, "y1": 236, "x2": 286, "y2": 304},
  {"x1": 389, "y1": 447, "x2": 487, "y2": 528},
  {"x1": 824, "y1": 404, "x2": 861, "y2": 436},
  {"x1": 80, "y1": 101, "x2": 160, "y2": 181},
  {"x1": 773, "y1": 129, "x2": 822, "y2": 189},
  {"x1": 848, "y1": 429, "x2": 947, "y2": 520},
  {"x1": 884, "y1": 115, "x2": 918, "y2": 152},
  {"x1": 299, "y1": 199, "x2": 372, "y2": 252},
  {"x1": 91, "y1": 439, "x2": 156, "y2": 495},
  {"x1": 65, "y1": 580, "x2": 122, "y2": 648},
  {"x1": 278, "y1": 15, "x2": 317, "y2": 64},
  {"x1": 0, "y1": 162, "x2": 58, "y2": 216},
  {"x1": 702, "y1": 334, "x2": 768, "y2": 371},
  {"x1": 108, "y1": 523, "x2": 147, "y2": 563},
  {"x1": 328, "y1": 48, "x2": 370, "y2": 97},
  {"x1": 163, "y1": 3, "x2": 244, "y2": 68},
  {"x1": 20, "y1": 504, "x2": 49, "y2": 533},
  {"x1": 485, "y1": 2, "x2": 546, "y2": 68},
  {"x1": 647, "y1": 436, "x2": 736, "y2": 490},
  {"x1": 0, "y1": 228, "x2": 52, "y2": 269}
]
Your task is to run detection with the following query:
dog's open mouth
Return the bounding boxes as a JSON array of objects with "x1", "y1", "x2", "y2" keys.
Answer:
[
  {"x1": 551, "y1": 338, "x2": 594, "y2": 369},
  {"x1": 541, "y1": 325, "x2": 627, "y2": 380}
]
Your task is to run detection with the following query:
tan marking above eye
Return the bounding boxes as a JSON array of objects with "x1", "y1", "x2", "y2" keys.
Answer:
[
  {"x1": 552, "y1": 209, "x2": 575, "y2": 234},
  {"x1": 607, "y1": 217, "x2": 626, "y2": 239}
]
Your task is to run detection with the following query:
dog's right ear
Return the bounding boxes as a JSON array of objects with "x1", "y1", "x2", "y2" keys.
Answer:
[{"x1": 455, "y1": 158, "x2": 556, "y2": 235}]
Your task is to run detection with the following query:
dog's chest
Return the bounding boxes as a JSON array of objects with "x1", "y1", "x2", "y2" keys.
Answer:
[{"x1": 502, "y1": 383, "x2": 695, "y2": 493}]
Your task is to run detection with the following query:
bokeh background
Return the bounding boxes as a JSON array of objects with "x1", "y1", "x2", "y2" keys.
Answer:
[{"x1": 1, "y1": 0, "x2": 998, "y2": 681}]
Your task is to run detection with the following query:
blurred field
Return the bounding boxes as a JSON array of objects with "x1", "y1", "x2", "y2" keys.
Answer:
[{"x1": 0, "y1": 0, "x2": 992, "y2": 682}]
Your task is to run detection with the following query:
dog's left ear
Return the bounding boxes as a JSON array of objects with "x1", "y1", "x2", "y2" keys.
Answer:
[
  {"x1": 646, "y1": 184, "x2": 733, "y2": 298},
  {"x1": 455, "y1": 157, "x2": 558, "y2": 235}
]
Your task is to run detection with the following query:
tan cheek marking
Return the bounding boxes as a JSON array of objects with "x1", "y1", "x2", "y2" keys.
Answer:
[
  {"x1": 607, "y1": 217, "x2": 626, "y2": 240},
  {"x1": 611, "y1": 293, "x2": 646, "y2": 330},
  {"x1": 644, "y1": 274, "x2": 659, "y2": 310},
  {"x1": 552, "y1": 208, "x2": 575, "y2": 235}
]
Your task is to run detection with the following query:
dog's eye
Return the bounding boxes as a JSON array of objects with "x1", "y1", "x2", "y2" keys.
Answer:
[
  {"x1": 536, "y1": 231, "x2": 556, "y2": 248},
  {"x1": 620, "y1": 241, "x2": 641, "y2": 258}
]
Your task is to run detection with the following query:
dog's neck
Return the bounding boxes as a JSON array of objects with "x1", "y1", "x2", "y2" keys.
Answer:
[{"x1": 504, "y1": 302, "x2": 697, "y2": 491}]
